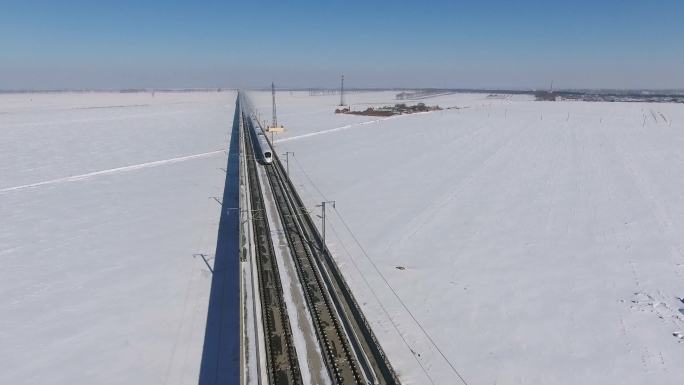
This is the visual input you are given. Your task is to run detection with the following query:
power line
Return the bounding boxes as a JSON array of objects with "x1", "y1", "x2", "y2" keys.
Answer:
[
  {"x1": 325, "y1": 222, "x2": 438, "y2": 385},
  {"x1": 291, "y1": 154, "x2": 470, "y2": 385},
  {"x1": 331, "y1": 207, "x2": 470, "y2": 385},
  {"x1": 290, "y1": 157, "x2": 438, "y2": 385},
  {"x1": 271, "y1": 82, "x2": 277, "y2": 127}
]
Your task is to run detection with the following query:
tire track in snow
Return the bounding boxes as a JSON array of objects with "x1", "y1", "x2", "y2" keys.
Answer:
[
  {"x1": 0, "y1": 150, "x2": 225, "y2": 193},
  {"x1": 274, "y1": 110, "x2": 441, "y2": 144},
  {"x1": 384, "y1": 114, "x2": 536, "y2": 255}
]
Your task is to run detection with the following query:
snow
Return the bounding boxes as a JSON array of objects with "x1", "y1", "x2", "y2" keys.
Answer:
[
  {"x1": 4, "y1": 89, "x2": 683, "y2": 385},
  {"x1": 1, "y1": 91, "x2": 235, "y2": 385},
  {"x1": 247, "y1": 90, "x2": 684, "y2": 385}
]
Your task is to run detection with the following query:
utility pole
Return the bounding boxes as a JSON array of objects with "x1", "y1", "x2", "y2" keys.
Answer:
[
  {"x1": 339, "y1": 74, "x2": 345, "y2": 106},
  {"x1": 317, "y1": 200, "x2": 335, "y2": 243},
  {"x1": 282, "y1": 152, "x2": 294, "y2": 176}
]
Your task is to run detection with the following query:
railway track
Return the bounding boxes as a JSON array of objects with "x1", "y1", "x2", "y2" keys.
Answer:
[
  {"x1": 241, "y1": 91, "x2": 400, "y2": 385},
  {"x1": 255, "y1": 123, "x2": 401, "y2": 384},
  {"x1": 242, "y1": 108, "x2": 302, "y2": 385},
  {"x1": 262, "y1": 142, "x2": 364, "y2": 385}
]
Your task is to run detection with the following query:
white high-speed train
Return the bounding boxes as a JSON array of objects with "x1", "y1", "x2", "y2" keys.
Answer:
[
  {"x1": 251, "y1": 118, "x2": 273, "y2": 165},
  {"x1": 257, "y1": 133, "x2": 273, "y2": 164}
]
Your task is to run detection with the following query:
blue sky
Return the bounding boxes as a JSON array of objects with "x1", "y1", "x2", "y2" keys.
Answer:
[{"x1": 1, "y1": 0, "x2": 683, "y2": 89}]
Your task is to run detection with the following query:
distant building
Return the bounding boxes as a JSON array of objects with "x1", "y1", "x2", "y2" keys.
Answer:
[{"x1": 535, "y1": 91, "x2": 558, "y2": 101}]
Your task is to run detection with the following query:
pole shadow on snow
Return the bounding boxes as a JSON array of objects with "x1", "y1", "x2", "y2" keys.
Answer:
[{"x1": 198, "y1": 97, "x2": 241, "y2": 385}]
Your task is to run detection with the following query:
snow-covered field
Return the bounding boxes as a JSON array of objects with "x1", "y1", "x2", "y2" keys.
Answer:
[
  {"x1": 248, "y1": 91, "x2": 684, "y2": 385},
  {"x1": 1, "y1": 92, "x2": 235, "y2": 385},
  {"x1": 4, "y1": 89, "x2": 683, "y2": 385}
]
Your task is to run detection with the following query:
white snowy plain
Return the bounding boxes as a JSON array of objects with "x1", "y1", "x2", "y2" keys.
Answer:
[
  {"x1": 248, "y1": 91, "x2": 684, "y2": 385},
  {"x1": 3, "y1": 90, "x2": 684, "y2": 385},
  {"x1": 1, "y1": 91, "x2": 235, "y2": 385}
]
